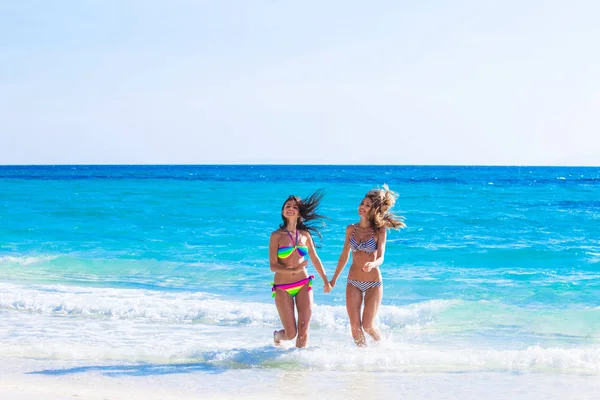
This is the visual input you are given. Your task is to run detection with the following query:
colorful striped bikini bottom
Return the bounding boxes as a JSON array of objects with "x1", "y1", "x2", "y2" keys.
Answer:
[{"x1": 271, "y1": 276, "x2": 314, "y2": 298}]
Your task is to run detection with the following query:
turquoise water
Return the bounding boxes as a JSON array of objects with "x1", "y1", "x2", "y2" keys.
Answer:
[{"x1": 1, "y1": 165, "x2": 599, "y2": 373}]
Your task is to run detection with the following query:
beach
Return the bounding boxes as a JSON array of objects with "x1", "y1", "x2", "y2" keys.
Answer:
[
  {"x1": 1, "y1": 165, "x2": 599, "y2": 399},
  {"x1": 2, "y1": 358, "x2": 600, "y2": 400}
]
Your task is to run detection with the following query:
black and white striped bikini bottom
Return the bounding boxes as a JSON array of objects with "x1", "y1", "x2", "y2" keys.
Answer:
[{"x1": 347, "y1": 278, "x2": 382, "y2": 293}]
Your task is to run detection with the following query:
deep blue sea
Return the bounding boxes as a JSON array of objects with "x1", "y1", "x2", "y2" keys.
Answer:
[{"x1": 1, "y1": 165, "x2": 599, "y2": 376}]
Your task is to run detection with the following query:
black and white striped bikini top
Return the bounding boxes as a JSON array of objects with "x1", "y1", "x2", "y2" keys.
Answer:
[{"x1": 349, "y1": 224, "x2": 377, "y2": 253}]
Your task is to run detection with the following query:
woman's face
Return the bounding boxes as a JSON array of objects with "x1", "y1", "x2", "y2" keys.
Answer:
[
  {"x1": 282, "y1": 200, "x2": 300, "y2": 221},
  {"x1": 358, "y1": 197, "x2": 373, "y2": 217}
]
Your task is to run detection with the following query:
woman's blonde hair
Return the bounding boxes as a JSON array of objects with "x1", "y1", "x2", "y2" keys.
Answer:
[{"x1": 365, "y1": 184, "x2": 405, "y2": 230}]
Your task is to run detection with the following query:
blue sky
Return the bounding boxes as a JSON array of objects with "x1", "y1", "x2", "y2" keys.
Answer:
[{"x1": 1, "y1": 0, "x2": 599, "y2": 165}]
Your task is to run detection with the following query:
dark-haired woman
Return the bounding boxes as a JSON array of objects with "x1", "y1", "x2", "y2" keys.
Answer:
[
  {"x1": 330, "y1": 185, "x2": 405, "y2": 347},
  {"x1": 269, "y1": 191, "x2": 331, "y2": 348}
]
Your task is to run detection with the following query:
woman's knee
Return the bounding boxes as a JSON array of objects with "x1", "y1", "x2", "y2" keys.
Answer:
[
  {"x1": 364, "y1": 319, "x2": 382, "y2": 338},
  {"x1": 283, "y1": 327, "x2": 297, "y2": 340},
  {"x1": 297, "y1": 317, "x2": 311, "y2": 334},
  {"x1": 362, "y1": 313, "x2": 378, "y2": 333},
  {"x1": 363, "y1": 324, "x2": 378, "y2": 335}
]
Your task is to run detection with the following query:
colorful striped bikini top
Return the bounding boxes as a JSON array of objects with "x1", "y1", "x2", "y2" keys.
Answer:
[
  {"x1": 349, "y1": 224, "x2": 377, "y2": 253},
  {"x1": 277, "y1": 229, "x2": 309, "y2": 259}
]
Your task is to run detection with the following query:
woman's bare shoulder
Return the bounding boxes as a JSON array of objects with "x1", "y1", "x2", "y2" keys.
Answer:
[{"x1": 270, "y1": 229, "x2": 284, "y2": 238}]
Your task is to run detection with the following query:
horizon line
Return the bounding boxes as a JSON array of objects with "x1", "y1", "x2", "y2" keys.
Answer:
[{"x1": 1, "y1": 163, "x2": 599, "y2": 168}]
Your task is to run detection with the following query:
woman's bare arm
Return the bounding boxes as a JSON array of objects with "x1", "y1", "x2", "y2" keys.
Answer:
[
  {"x1": 330, "y1": 225, "x2": 353, "y2": 287},
  {"x1": 306, "y1": 232, "x2": 330, "y2": 292}
]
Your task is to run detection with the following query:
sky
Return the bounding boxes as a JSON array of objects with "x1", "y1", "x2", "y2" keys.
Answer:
[{"x1": 1, "y1": 0, "x2": 599, "y2": 166}]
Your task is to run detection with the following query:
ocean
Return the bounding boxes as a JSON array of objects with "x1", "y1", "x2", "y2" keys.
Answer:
[{"x1": 1, "y1": 165, "x2": 599, "y2": 399}]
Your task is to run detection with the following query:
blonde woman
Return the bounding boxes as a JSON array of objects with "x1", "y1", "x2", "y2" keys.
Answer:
[{"x1": 330, "y1": 185, "x2": 405, "y2": 346}]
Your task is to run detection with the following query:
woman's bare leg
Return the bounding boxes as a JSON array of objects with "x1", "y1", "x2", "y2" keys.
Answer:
[
  {"x1": 362, "y1": 285, "x2": 383, "y2": 342},
  {"x1": 294, "y1": 283, "x2": 313, "y2": 348},
  {"x1": 346, "y1": 282, "x2": 366, "y2": 347},
  {"x1": 273, "y1": 288, "x2": 297, "y2": 345}
]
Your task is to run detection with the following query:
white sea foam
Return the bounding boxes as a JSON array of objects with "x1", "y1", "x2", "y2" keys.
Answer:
[
  {"x1": 0, "y1": 255, "x2": 58, "y2": 265},
  {"x1": 0, "y1": 283, "x2": 450, "y2": 329},
  {"x1": 281, "y1": 341, "x2": 600, "y2": 374},
  {"x1": 0, "y1": 282, "x2": 276, "y2": 325},
  {"x1": 2, "y1": 283, "x2": 599, "y2": 339},
  {"x1": 2, "y1": 283, "x2": 599, "y2": 374},
  {"x1": 2, "y1": 316, "x2": 599, "y2": 374}
]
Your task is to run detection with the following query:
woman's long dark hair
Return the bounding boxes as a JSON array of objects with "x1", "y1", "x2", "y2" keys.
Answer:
[{"x1": 279, "y1": 189, "x2": 327, "y2": 239}]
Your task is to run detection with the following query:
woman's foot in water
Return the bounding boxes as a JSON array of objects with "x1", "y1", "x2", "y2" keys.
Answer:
[{"x1": 273, "y1": 330, "x2": 282, "y2": 346}]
